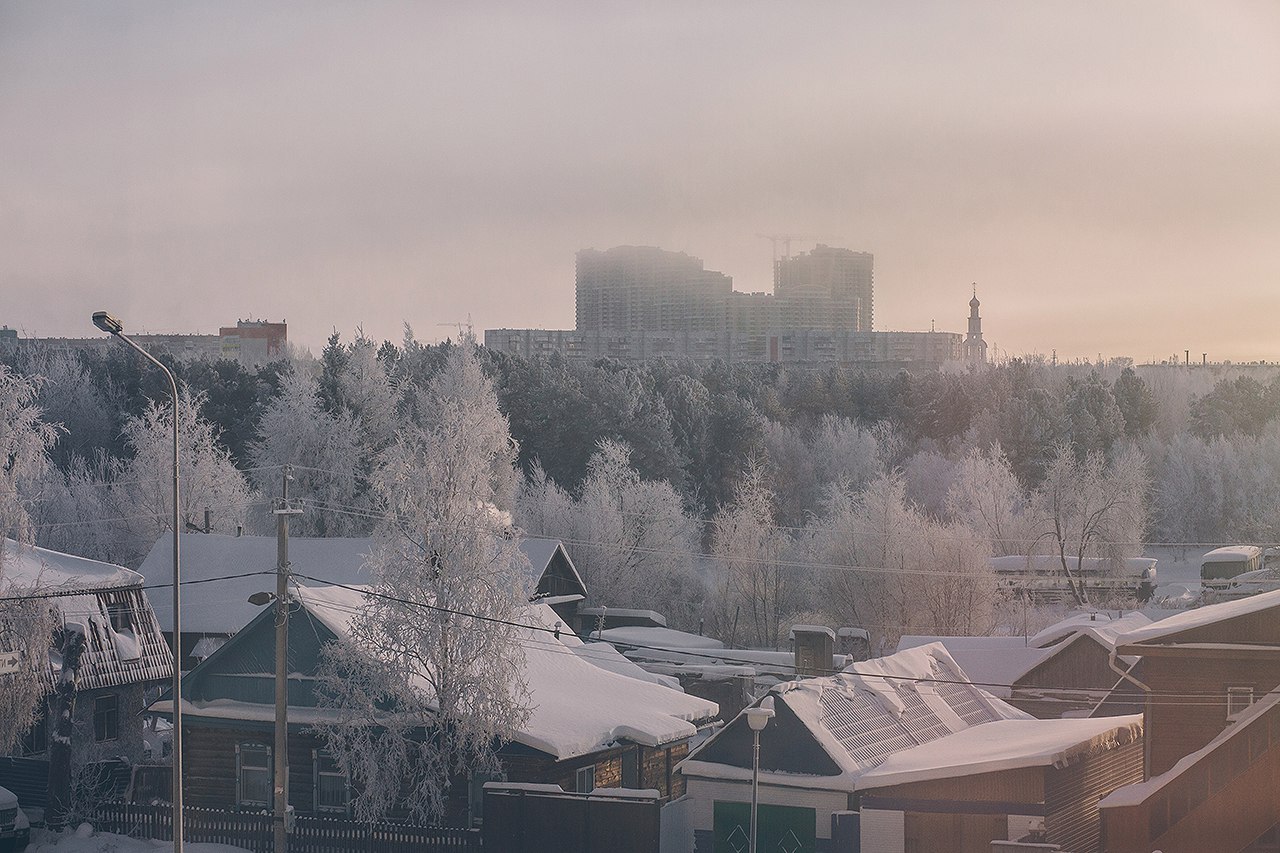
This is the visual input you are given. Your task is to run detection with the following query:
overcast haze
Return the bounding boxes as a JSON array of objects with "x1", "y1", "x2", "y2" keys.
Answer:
[{"x1": 3, "y1": 2, "x2": 1279, "y2": 361}]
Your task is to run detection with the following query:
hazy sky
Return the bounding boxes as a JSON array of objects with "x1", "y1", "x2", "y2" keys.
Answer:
[{"x1": 3, "y1": 2, "x2": 1279, "y2": 361}]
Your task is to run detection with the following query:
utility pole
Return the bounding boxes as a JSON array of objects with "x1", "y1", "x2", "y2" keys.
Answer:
[{"x1": 274, "y1": 467, "x2": 303, "y2": 853}]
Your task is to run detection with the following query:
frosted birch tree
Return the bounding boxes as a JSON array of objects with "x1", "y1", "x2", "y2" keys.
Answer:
[
  {"x1": 708, "y1": 462, "x2": 800, "y2": 648},
  {"x1": 945, "y1": 447, "x2": 1032, "y2": 556},
  {"x1": 517, "y1": 440, "x2": 703, "y2": 627},
  {"x1": 104, "y1": 390, "x2": 256, "y2": 564},
  {"x1": 0, "y1": 367, "x2": 60, "y2": 753},
  {"x1": 1030, "y1": 443, "x2": 1148, "y2": 607},
  {"x1": 250, "y1": 371, "x2": 369, "y2": 536},
  {"x1": 316, "y1": 342, "x2": 530, "y2": 823}
]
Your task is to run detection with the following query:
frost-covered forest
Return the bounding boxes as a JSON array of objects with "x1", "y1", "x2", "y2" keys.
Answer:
[{"x1": 3, "y1": 331, "x2": 1279, "y2": 648}]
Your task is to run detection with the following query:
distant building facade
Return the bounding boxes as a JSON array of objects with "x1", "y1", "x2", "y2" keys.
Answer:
[
  {"x1": 485, "y1": 327, "x2": 963, "y2": 369},
  {"x1": 4, "y1": 318, "x2": 287, "y2": 367},
  {"x1": 488, "y1": 244, "x2": 978, "y2": 369}
]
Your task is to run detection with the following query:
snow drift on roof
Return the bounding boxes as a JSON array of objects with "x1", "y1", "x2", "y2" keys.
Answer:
[
  {"x1": 598, "y1": 626, "x2": 726, "y2": 651},
  {"x1": 857, "y1": 715, "x2": 1143, "y2": 789},
  {"x1": 1030, "y1": 611, "x2": 1152, "y2": 649},
  {"x1": 1116, "y1": 589, "x2": 1280, "y2": 646},
  {"x1": 896, "y1": 636, "x2": 1051, "y2": 698},
  {"x1": 1, "y1": 538, "x2": 140, "y2": 591},
  {"x1": 294, "y1": 585, "x2": 717, "y2": 760}
]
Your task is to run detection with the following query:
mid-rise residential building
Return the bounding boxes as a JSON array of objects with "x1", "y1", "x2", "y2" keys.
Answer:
[{"x1": 3, "y1": 318, "x2": 287, "y2": 367}]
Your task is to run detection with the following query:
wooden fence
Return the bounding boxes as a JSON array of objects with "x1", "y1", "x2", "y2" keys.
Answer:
[{"x1": 91, "y1": 803, "x2": 481, "y2": 853}]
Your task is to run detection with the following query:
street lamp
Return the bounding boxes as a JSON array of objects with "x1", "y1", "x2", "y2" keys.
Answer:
[
  {"x1": 93, "y1": 311, "x2": 184, "y2": 853},
  {"x1": 744, "y1": 696, "x2": 775, "y2": 853}
]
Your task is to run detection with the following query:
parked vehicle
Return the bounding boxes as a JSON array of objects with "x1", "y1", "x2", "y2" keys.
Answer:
[
  {"x1": 1201, "y1": 546, "x2": 1264, "y2": 586},
  {"x1": 0, "y1": 785, "x2": 30, "y2": 853}
]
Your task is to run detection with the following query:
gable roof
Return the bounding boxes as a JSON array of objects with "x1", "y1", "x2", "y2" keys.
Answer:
[
  {"x1": 682, "y1": 643, "x2": 1032, "y2": 790},
  {"x1": 1030, "y1": 611, "x2": 1152, "y2": 648},
  {"x1": 895, "y1": 636, "x2": 1051, "y2": 698},
  {"x1": 137, "y1": 532, "x2": 583, "y2": 635},
  {"x1": 1116, "y1": 589, "x2": 1280, "y2": 647},
  {"x1": 157, "y1": 582, "x2": 716, "y2": 762},
  {"x1": 0, "y1": 539, "x2": 170, "y2": 690}
]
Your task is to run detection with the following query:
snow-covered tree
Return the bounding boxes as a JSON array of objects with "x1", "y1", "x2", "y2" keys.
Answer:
[
  {"x1": 250, "y1": 371, "x2": 369, "y2": 536},
  {"x1": 763, "y1": 415, "x2": 882, "y2": 525},
  {"x1": 106, "y1": 390, "x2": 256, "y2": 565},
  {"x1": 812, "y1": 473, "x2": 997, "y2": 651},
  {"x1": 1029, "y1": 443, "x2": 1148, "y2": 607},
  {"x1": 517, "y1": 440, "x2": 703, "y2": 627},
  {"x1": 945, "y1": 447, "x2": 1032, "y2": 556},
  {"x1": 708, "y1": 462, "x2": 802, "y2": 648},
  {"x1": 0, "y1": 367, "x2": 60, "y2": 753},
  {"x1": 316, "y1": 342, "x2": 530, "y2": 823}
]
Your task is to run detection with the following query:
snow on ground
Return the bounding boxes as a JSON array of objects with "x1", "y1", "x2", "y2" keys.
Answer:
[{"x1": 30, "y1": 824, "x2": 250, "y2": 853}]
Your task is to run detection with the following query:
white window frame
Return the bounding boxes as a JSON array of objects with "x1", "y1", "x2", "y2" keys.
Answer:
[
  {"x1": 1227, "y1": 686, "x2": 1255, "y2": 719},
  {"x1": 575, "y1": 764, "x2": 596, "y2": 793},
  {"x1": 312, "y1": 749, "x2": 350, "y2": 815},
  {"x1": 236, "y1": 742, "x2": 272, "y2": 808}
]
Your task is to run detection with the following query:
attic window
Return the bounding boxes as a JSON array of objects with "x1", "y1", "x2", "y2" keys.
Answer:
[
  {"x1": 575, "y1": 764, "x2": 596, "y2": 794},
  {"x1": 107, "y1": 601, "x2": 131, "y2": 633},
  {"x1": 1227, "y1": 686, "x2": 1255, "y2": 719}
]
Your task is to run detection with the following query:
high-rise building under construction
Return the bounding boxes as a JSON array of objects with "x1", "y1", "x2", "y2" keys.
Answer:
[
  {"x1": 575, "y1": 246, "x2": 733, "y2": 335},
  {"x1": 773, "y1": 244, "x2": 874, "y2": 332}
]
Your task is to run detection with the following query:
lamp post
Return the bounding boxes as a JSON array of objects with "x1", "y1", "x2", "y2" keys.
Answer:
[
  {"x1": 744, "y1": 696, "x2": 775, "y2": 853},
  {"x1": 93, "y1": 311, "x2": 184, "y2": 853}
]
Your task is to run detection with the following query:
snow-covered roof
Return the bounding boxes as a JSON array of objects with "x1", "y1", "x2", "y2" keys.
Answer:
[
  {"x1": 1030, "y1": 611, "x2": 1152, "y2": 649},
  {"x1": 1, "y1": 538, "x2": 141, "y2": 591},
  {"x1": 580, "y1": 607, "x2": 667, "y2": 626},
  {"x1": 1116, "y1": 589, "x2": 1280, "y2": 646},
  {"x1": 789, "y1": 625, "x2": 836, "y2": 640},
  {"x1": 1201, "y1": 546, "x2": 1263, "y2": 563},
  {"x1": 895, "y1": 636, "x2": 1051, "y2": 698},
  {"x1": 683, "y1": 643, "x2": 1032, "y2": 790},
  {"x1": 294, "y1": 585, "x2": 717, "y2": 760},
  {"x1": 856, "y1": 715, "x2": 1143, "y2": 789},
  {"x1": 138, "y1": 532, "x2": 577, "y2": 635},
  {"x1": 596, "y1": 626, "x2": 725, "y2": 651},
  {"x1": 138, "y1": 533, "x2": 373, "y2": 634}
]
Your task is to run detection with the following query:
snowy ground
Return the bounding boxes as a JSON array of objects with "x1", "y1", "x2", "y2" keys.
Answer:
[
  {"x1": 28, "y1": 824, "x2": 250, "y2": 853},
  {"x1": 1145, "y1": 544, "x2": 1205, "y2": 601}
]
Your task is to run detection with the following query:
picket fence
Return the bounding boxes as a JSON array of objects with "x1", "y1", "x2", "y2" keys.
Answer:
[{"x1": 91, "y1": 802, "x2": 481, "y2": 853}]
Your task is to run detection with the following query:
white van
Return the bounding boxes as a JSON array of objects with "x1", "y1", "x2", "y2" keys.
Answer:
[
  {"x1": 1201, "y1": 546, "x2": 1264, "y2": 586},
  {"x1": 0, "y1": 785, "x2": 29, "y2": 852}
]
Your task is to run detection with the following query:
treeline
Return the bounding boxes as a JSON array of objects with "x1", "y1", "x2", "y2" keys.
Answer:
[{"x1": 4, "y1": 334, "x2": 1279, "y2": 645}]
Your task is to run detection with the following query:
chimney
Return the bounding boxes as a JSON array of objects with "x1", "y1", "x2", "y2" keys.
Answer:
[
  {"x1": 837, "y1": 627, "x2": 871, "y2": 662},
  {"x1": 790, "y1": 625, "x2": 836, "y2": 678}
]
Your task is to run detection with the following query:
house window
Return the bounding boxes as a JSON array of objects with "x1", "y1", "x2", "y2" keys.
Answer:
[
  {"x1": 21, "y1": 707, "x2": 48, "y2": 756},
  {"x1": 106, "y1": 600, "x2": 131, "y2": 632},
  {"x1": 313, "y1": 750, "x2": 349, "y2": 814},
  {"x1": 622, "y1": 748, "x2": 640, "y2": 789},
  {"x1": 237, "y1": 743, "x2": 272, "y2": 808},
  {"x1": 575, "y1": 765, "x2": 595, "y2": 793},
  {"x1": 93, "y1": 694, "x2": 119, "y2": 742},
  {"x1": 1228, "y1": 686, "x2": 1255, "y2": 718}
]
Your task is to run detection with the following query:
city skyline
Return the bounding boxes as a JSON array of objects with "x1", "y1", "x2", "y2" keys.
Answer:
[{"x1": 3, "y1": 3, "x2": 1278, "y2": 361}]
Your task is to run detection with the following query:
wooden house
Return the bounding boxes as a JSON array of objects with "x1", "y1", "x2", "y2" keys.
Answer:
[
  {"x1": 672, "y1": 643, "x2": 1144, "y2": 853},
  {"x1": 1099, "y1": 590, "x2": 1280, "y2": 852},
  {"x1": 138, "y1": 532, "x2": 587, "y2": 669},
  {"x1": 147, "y1": 583, "x2": 716, "y2": 827},
  {"x1": 1, "y1": 540, "x2": 171, "y2": 765}
]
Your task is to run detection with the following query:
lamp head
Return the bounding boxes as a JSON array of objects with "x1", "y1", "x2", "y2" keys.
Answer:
[
  {"x1": 92, "y1": 311, "x2": 123, "y2": 335},
  {"x1": 744, "y1": 695, "x2": 775, "y2": 732},
  {"x1": 247, "y1": 591, "x2": 274, "y2": 607}
]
